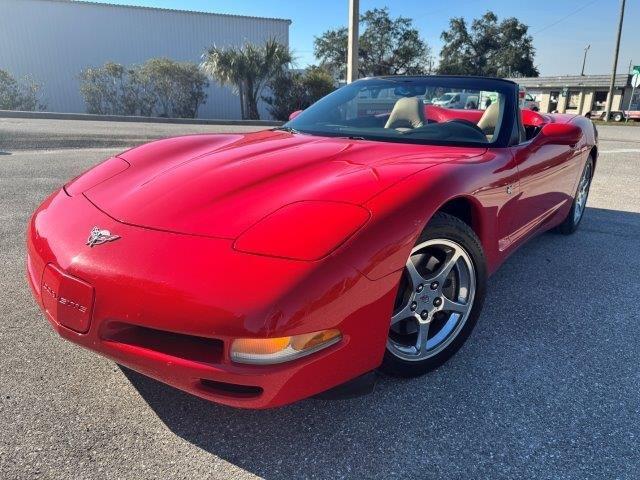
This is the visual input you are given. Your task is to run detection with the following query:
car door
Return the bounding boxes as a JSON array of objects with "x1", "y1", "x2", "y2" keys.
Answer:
[{"x1": 508, "y1": 127, "x2": 582, "y2": 245}]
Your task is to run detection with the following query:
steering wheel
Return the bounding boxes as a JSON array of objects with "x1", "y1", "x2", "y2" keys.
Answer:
[{"x1": 444, "y1": 119, "x2": 486, "y2": 136}]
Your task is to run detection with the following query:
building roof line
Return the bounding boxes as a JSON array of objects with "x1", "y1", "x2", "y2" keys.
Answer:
[
  {"x1": 37, "y1": 0, "x2": 292, "y2": 24},
  {"x1": 510, "y1": 74, "x2": 630, "y2": 79},
  {"x1": 509, "y1": 74, "x2": 631, "y2": 89}
]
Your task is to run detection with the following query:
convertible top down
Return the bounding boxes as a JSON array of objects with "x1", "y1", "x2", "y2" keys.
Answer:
[{"x1": 26, "y1": 76, "x2": 597, "y2": 408}]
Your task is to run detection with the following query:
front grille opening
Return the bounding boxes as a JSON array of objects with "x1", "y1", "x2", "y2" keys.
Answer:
[
  {"x1": 102, "y1": 322, "x2": 223, "y2": 366},
  {"x1": 198, "y1": 379, "x2": 263, "y2": 398}
]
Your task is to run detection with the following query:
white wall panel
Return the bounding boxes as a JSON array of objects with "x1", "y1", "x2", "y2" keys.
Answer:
[{"x1": 0, "y1": 0, "x2": 290, "y2": 119}]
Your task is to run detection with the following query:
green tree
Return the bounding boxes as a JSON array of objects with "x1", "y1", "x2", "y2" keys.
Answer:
[
  {"x1": 314, "y1": 8, "x2": 432, "y2": 79},
  {"x1": 137, "y1": 58, "x2": 208, "y2": 118},
  {"x1": 0, "y1": 69, "x2": 43, "y2": 111},
  {"x1": 263, "y1": 66, "x2": 335, "y2": 121},
  {"x1": 79, "y1": 62, "x2": 132, "y2": 115},
  {"x1": 79, "y1": 59, "x2": 208, "y2": 118},
  {"x1": 201, "y1": 38, "x2": 292, "y2": 120},
  {"x1": 303, "y1": 66, "x2": 336, "y2": 104},
  {"x1": 438, "y1": 11, "x2": 539, "y2": 77}
]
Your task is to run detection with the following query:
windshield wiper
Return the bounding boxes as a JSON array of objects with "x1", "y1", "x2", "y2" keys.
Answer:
[
  {"x1": 274, "y1": 127, "x2": 364, "y2": 141},
  {"x1": 272, "y1": 126, "x2": 301, "y2": 134}
]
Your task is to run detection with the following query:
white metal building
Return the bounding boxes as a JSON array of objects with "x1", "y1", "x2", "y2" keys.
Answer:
[{"x1": 0, "y1": 0, "x2": 290, "y2": 119}]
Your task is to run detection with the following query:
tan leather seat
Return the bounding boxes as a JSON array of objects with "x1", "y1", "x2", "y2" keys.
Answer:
[
  {"x1": 385, "y1": 97, "x2": 425, "y2": 130},
  {"x1": 477, "y1": 99, "x2": 500, "y2": 135}
]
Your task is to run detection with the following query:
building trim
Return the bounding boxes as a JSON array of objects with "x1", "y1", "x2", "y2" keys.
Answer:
[{"x1": 43, "y1": 0, "x2": 292, "y2": 24}]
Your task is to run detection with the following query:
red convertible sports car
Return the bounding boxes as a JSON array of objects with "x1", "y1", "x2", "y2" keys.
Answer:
[{"x1": 27, "y1": 76, "x2": 597, "y2": 408}]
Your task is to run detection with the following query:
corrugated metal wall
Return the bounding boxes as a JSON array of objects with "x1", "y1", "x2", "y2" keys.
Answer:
[{"x1": 0, "y1": 0, "x2": 290, "y2": 119}]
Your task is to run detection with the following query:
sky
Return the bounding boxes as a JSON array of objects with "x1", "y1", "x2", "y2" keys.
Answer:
[{"x1": 85, "y1": 0, "x2": 640, "y2": 77}]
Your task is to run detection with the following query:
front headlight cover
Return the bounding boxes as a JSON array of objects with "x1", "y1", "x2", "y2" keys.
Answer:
[{"x1": 233, "y1": 201, "x2": 370, "y2": 261}]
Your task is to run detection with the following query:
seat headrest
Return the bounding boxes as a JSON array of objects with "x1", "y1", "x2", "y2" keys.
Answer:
[
  {"x1": 385, "y1": 97, "x2": 425, "y2": 130},
  {"x1": 477, "y1": 100, "x2": 501, "y2": 135}
]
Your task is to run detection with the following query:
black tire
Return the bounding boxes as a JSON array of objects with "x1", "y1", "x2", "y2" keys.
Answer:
[
  {"x1": 557, "y1": 156, "x2": 594, "y2": 235},
  {"x1": 613, "y1": 112, "x2": 624, "y2": 122},
  {"x1": 380, "y1": 212, "x2": 487, "y2": 377}
]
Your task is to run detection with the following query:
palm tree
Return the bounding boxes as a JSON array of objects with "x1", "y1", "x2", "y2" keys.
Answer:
[{"x1": 201, "y1": 38, "x2": 292, "y2": 120}]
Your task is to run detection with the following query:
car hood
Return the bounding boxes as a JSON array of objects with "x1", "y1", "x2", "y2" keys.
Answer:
[{"x1": 83, "y1": 130, "x2": 486, "y2": 239}]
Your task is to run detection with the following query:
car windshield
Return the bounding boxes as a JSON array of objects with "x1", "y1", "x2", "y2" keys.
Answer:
[{"x1": 284, "y1": 77, "x2": 512, "y2": 147}]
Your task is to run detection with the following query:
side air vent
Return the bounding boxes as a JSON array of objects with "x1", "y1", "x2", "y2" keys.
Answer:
[
  {"x1": 102, "y1": 322, "x2": 223, "y2": 366},
  {"x1": 198, "y1": 379, "x2": 263, "y2": 398}
]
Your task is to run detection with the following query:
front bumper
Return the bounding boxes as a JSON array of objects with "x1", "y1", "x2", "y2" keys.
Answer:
[{"x1": 26, "y1": 190, "x2": 396, "y2": 408}]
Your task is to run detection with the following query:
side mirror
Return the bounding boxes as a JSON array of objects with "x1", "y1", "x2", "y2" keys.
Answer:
[
  {"x1": 288, "y1": 110, "x2": 303, "y2": 121},
  {"x1": 535, "y1": 123, "x2": 582, "y2": 147}
]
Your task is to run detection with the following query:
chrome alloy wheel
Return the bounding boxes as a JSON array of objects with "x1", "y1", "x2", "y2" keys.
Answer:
[
  {"x1": 388, "y1": 239, "x2": 476, "y2": 361},
  {"x1": 574, "y1": 161, "x2": 592, "y2": 224}
]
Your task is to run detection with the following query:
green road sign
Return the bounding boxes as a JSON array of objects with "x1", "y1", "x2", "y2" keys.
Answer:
[{"x1": 633, "y1": 65, "x2": 640, "y2": 75}]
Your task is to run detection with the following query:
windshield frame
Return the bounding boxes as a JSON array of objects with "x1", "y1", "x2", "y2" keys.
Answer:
[{"x1": 284, "y1": 75, "x2": 520, "y2": 149}]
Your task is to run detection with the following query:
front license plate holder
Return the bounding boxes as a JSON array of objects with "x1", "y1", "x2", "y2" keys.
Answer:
[{"x1": 41, "y1": 264, "x2": 94, "y2": 334}]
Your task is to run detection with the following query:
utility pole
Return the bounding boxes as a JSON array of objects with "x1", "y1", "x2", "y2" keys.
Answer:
[
  {"x1": 604, "y1": 0, "x2": 626, "y2": 122},
  {"x1": 347, "y1": 0, "x2": 359, "y2": 84},
  {"x1": 580, "y1": 44, "x2": 590, "y2": 76}
]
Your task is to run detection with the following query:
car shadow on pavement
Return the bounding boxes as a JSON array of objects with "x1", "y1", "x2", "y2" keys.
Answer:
[{"x1": 122, "y1": 207, "x2": 640, "y2": 479}]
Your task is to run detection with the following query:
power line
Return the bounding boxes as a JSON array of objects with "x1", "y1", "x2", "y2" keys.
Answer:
[{"x1": 532, "y1": 0, "x2": 600, "y2": 35}]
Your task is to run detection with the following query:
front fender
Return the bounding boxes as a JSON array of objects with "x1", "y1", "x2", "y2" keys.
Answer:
[{"x1": 334, "y1": 150, "x2": 511, "y2": 281}]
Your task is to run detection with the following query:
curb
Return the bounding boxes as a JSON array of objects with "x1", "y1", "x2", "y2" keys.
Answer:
[{"x1": 0, "y1": 110, "x2": 283, "y2": 126}]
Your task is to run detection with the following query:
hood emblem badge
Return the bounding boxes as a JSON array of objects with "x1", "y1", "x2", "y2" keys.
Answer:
[{"x1": 86, "y1": 226, "x2": 120, "y2": 247}]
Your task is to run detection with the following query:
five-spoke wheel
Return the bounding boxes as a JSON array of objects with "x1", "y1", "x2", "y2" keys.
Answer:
[
  {"x1": 388, "y1": 239, "x2": 475, "y2": 361},
  {"x1": 382, "y1": 212, "x2": 487, "y2": 377}
]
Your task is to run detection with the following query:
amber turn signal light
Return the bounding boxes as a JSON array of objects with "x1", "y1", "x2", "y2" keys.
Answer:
[{"x1": 230, "y1": 329, "x2": 342, "y2": 365}]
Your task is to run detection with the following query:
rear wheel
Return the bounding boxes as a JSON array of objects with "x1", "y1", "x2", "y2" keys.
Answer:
[
  {"x1": 381, "y1": 213, "x2": 487, "y2": 377},
  {"x1": 558, "y1": 156, "x2": 594, "y2": 234},
  {"x1": 613, "y1": 112, "x2": 624, "y2": 122}
]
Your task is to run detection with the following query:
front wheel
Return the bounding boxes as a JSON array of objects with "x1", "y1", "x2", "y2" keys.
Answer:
[
  {"x1": 381, "y1": 213, "x2": 487, "y2": 377},
  {"x1": 613, "y1": 112, "x2": 624, "y2": 122}
]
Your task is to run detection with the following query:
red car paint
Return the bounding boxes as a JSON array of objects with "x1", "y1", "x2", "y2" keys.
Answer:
[
  {"x1": 26, "y1": 109, "x2": 596, "y2": 408},
  {"x1": 424, "y1": 104, "x2": 485, "y2": 123}
]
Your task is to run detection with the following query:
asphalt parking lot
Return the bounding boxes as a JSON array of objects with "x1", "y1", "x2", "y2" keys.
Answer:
[{"x1": 1, "y1": 118, "x2": 639, "y2": 479}]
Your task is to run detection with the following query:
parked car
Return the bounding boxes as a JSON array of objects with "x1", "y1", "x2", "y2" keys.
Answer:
[
  {"x1": 519, "y1": 86, "x2": 540, "y2": 111},
  {"x1": 432, "y1": 91, "x2": 479, "y2": 109},
  {"x1": 523, "y1": 93, "x2": 540, "y2": 111},
  {"x1": 27, "y1": 76, "x2": 597, "y2": 408},
  {"x1": 585, "y1": 110, "x2": 606, "y2": 120}
]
